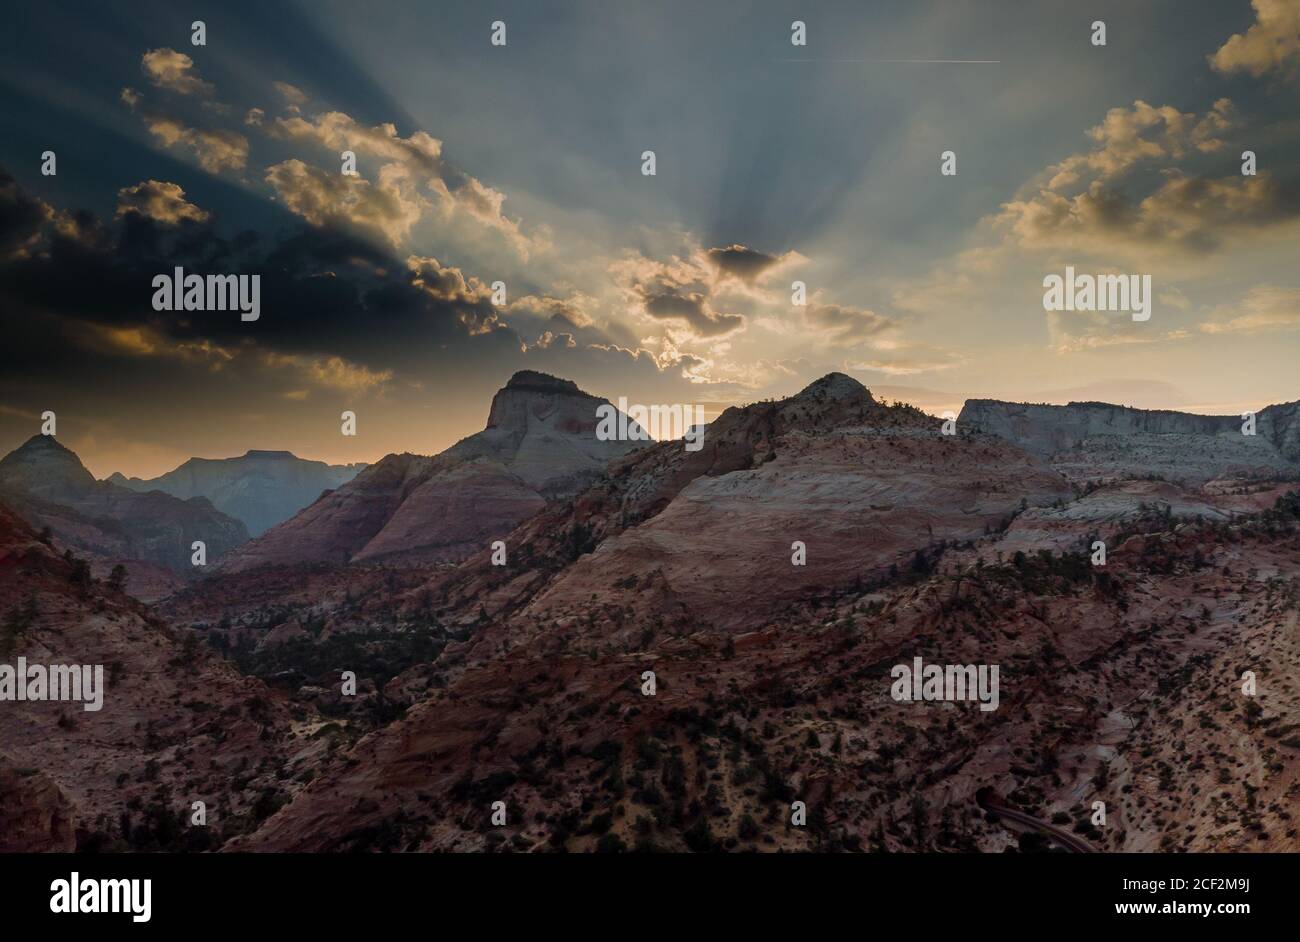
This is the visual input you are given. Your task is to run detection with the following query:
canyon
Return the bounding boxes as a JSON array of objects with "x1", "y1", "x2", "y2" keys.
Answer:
[{"x1": 3, "y1": 373, "x2": 1298, "y2": 854}]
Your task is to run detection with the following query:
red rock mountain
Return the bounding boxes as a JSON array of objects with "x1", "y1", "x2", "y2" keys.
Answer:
[
  {"x1": 5, "y1": 375, "x2": 1300, "y2": 855},
  {"x1": 225, "y1": 376, "x2": 1300, "y2": 853},
  {"x1": 219, "y1": 371, "x2": 645, "y2": 571},
  {"x1": 418, "y1": 373, "x2": 1073, "y2": 639}
]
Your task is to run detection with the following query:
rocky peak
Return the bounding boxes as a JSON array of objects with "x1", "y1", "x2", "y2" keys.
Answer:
[
  {"x1": 0, "y1": 435, "x2": 97, "y2": 498},
  {"x1": 794, "y1": 372, "x2": 872, "y2": 403},
  {"x1": 486, "y1": 371, "x2": 603, "y2": 435},
  {"x1": 503, "y1": 370, "x2": 585, "y2": 395}
]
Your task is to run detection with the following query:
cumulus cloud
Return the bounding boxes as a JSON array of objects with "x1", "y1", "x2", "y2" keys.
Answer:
[
  {"x1": 273, "y1": 111, "x2": 443, "y2": 171},
  {"x1": 1210, "y1": 0, "x2": 1300, "y2": 78},
  {"x1": 610, "y1": 249, "x2": 754, "y2": 339},
  {"x1": 985, "y1": 98, "x2": 1300, "y2": 259},
  {"x1": 137, "y1": 112, "x2": 249, "y2": 172},
  {"x1": 140, "y1": 48, "x2": 214, "y2": 97},
  {"x1": 506, "y1": 294, "x2": 595, "y2": 331},
  {"x1": 269, "y1": 109, "x2": 541, "y2": 257},
  {"x1": 75, "y1": 322, "x2": 235, "y2": 368},
  {"x1": 115, "y1": 180, "x2": 210, "y2": 225},
  {"x1": 0, "y1": 168, "x2": 55, "y2": 260},
  {"x1": 265, "y1": 158, "x2": 428, "y2": 247},
  {"x1": 525, "y1": 330, "x2": 578, "y2": 351},
  {"x1": 998, "y1": 169, "x2": 1298, "y2": 256},
  {"x1": 640, "y1": 288, "x2": 745, "y2": 337},
  {"x1": 1042, "y1": 99, "x2": 1234, "y2": 192}
]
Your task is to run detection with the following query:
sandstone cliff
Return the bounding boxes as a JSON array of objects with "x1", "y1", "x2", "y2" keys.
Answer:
[
  {"x1": 218, "y1": 371, "x2": 644, "y2": 572},
  {"x1": 958, "y1": 398, "x2": 1300, "y2": 484}
]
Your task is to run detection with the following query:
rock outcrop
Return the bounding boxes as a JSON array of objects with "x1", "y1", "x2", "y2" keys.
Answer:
[
  {"x1": 413, "y1": 373, "x2": 1074, "y2": 642},
  {"x1": 959, "y1": 398, "x2": 1300, "y2": 484}
]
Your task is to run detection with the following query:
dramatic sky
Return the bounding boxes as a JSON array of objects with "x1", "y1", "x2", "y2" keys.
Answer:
[{"x1": 2, "y1": 0, "x2": 1298, "y2": 476}]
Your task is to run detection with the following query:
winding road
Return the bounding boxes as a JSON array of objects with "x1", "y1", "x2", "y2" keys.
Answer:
[{"x1": 976, "y1": 787, "x2": 1099, "y2": 853}]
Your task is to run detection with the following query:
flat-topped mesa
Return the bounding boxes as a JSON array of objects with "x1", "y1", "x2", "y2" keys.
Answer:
[{"x1": 959, "y1": 398, "x2": 1300, "y2": 483}]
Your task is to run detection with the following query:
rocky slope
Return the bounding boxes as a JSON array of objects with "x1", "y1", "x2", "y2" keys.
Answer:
[
  {"x1": 223, "y1": 376, "x2": 1300, "y2": 853},
  {"x1": 108, "y1": 450, "x2": 364, "y2": 536},
  {"x1": 0, "y1": 436, "x2": 248, "y2": 592},
  {"x1": 230, "y1": 487, "x2": 1300, "y2": 853},
  {"x1": 960, "y1": 398, "x2": 1300, "y2": 485},
  {"x1": 0, "y1": 500, "x2": 321, "y2": 850},
  {"x1": 218, "y1": 371, "x2": 645, "y2": 572},
  {"x1": 5, "y1": 373, "x2": 1298, "y2": 854},
  {"x1": 410, "y1": 373, "x2": 1072, "y2": 641}
]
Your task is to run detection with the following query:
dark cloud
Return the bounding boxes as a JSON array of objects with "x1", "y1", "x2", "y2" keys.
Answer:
[
  {"x1": 0, "y1": 168, "x2": 51, "y2": 259},
  {"x1": 0, "y1": 166, "x2": 509, "y2": 376},
  {"x1": 641, "y1": 288, "x2": 745, "y2": 337},
  {"x1": 705, "y1": 243, "x2": 780, "y2": 283}
]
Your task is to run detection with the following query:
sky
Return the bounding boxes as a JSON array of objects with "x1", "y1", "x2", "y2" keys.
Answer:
[{"x1": 1, "y1": 0, "x2": 1298, "y2": 477}]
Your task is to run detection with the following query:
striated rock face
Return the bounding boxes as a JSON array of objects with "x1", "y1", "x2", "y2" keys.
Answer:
[
  {"x1": 411, "y1": 373, "x2": 1074, "y2": 641},
  {"x1": 108, "y1": 450, "x2": 364, "y2": 537},
  {"x1": 218, "y1": 371, "x2": 644, "y2": 572},
  {"x1": 959, "y1": 399, "x2": 1300, "y2": 484},
  {"x1": 226, "y1": 373, "x2": 1300, "y2": 852},
  {"x1": 0, "y1": 436, "x2": 248, "y2": 588}
]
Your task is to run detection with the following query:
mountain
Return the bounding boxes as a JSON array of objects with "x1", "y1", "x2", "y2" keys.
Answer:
[
  {"x1": 223, "y1": 375, "x2": 1300, "y2": 852},
  {"x1": 0, "y1": 500, "x2": 309, "y2": 850},
  {"x1": 218, "y1": 371, "x2": 646, "y2": 572},
  {"x1": 413, "y1": 373, "x2": 1073, "y2": 637},
  {"x1": 0, "y1": 436, "x2": 248, "y2": 593},
  {"x1": 959, "y1": 399, "x2": 1300, "y2": 485},
  {"x1": 107, "y1": 450, "x2": 364, "y2": 536}
]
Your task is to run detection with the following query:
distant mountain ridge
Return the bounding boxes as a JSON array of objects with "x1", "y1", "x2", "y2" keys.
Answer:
[
  {"x1": 108, "y1": 449, "x2": 365, "y2": 536},
  {"x1": 217, "y1": 370, "x2": 647, "y2": 571},
  {"x1": 0, "y1": 435, "x2": 248, "y2": 591}
]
